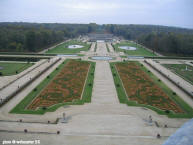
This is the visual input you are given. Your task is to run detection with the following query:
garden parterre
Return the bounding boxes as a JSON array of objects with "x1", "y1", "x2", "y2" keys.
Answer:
[
  {"x1": 27, "y1": 59, "x2": 90, "y2": 110},
  {"x1": 116, "y1": 62, "x2": 183, "y2": 113}
]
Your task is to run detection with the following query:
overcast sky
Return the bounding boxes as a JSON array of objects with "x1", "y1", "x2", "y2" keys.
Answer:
[{"x1": 0, "y1": 0, "x2": 193, "y2": 28}]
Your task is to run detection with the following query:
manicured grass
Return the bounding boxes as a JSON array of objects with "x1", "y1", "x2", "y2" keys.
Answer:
[
  {"x1": 10, "y1": 59, "x2": 95, "y2": 115},
  {"x1": 0, "y1": 62, "x2": 34, "y2": 76},
  {"x1": 163, "y1": 64, "x2": 193, "y2": 85},
  {"x1": 45, "y1": 40, "x2": 91, "y2": 54},
  {"x1": 110, "y1": 61, "x2": 193, "y2": 118},
  {"x1": 113, "y1": 41, "x2": 156, "y2": 56}
]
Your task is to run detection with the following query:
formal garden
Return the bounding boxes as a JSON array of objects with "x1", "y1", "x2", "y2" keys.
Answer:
[
  {"x1": 113, "y1": 41, "x2": 156, "y2": 56},
  {"x1": 162, "y1": 64, "x2": 193, "y2": 85},
  {"x1": 10, "y1": 59, "x2": 95, "y2": 114},
  {"x1": 45, "y1": 40, "x2": 91, "y2": 54},
  {"x1": 110, "y1": 61, "x2": 193, "y2": 118}
]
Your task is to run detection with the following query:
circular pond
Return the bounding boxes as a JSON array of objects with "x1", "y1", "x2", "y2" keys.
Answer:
[
  {"x1": 91, "y1": 56, "x2": 114, "y2": 60},
  {"x1": 68, "y1": 45, "x2": 84, "y2": 49},
  {"x1": 119, "y1": 46, "x2": 137, "y2": 50}
]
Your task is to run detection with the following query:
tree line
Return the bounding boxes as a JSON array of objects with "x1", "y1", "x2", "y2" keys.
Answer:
[
  {"x1": 104, "y1": 24, "x2": 193, "y2": 56},
  {"x1": 0, "y1": 22, "x2": 97, "y2": 52},
  {"x1": 0, "y1": 22, "x2": 193, "y2": 56}
]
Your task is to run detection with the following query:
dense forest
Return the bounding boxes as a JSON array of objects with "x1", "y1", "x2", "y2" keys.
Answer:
[
  {"x1": 0, "y1": 22, "x2": 193, "y2": 56},
  {"x1": 0, "y1": 22, "x2": 97, "y2": 52},
  {"x1": 104, "y1": 24, "x2": 193, "y2": 56}
]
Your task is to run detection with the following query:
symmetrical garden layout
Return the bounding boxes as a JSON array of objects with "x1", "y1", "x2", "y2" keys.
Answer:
[
  {"x1": 46, "y1": 40, "x2": 91, "y2": 54},
  {"x1": 113, "y1": 41, "x2": 156, "y2": 56},
  {"x1": 163, "y1": 64, "x2": 193, "y2": 85},
  {"x1": 111, "y1": 61, "x2": 193, "y2": 118},
  {"x1": 11, "y1": 59, "x2": 95, "y2": 114}
]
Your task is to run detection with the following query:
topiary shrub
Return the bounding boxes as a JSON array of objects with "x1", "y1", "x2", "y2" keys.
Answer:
[
  {"x1": 165, "y1": 110, "x2": 170, "y2": 114},
  {"x1": 88, "y1": 83, "x2": 92, "y2": 87},
  {"x1": 172, "y1": 92, "x2": 176, "y2": 95},
  {"x1": 0, "y1": 72, "x2": 2, "y2": 76},
  {"x1": 42, "y1": 106, "x2": 47, "y2": 110},
  {"x1": 116, "y1": 84, "x2": 120, "y2": 87},
  {"x1": 33, "y1": 88, "x2": 37, "y2": 92}
]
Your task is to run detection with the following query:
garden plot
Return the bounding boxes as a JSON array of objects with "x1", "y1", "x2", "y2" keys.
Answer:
[
  {"x1": 116, "y1": 62, "x2": 183, "y2": 113},
  {"x1": 28, "y1": 60, "x2": 90, "y2": 110},
  {"x1": 46, "y1": 40, "x2": 90, "y2": 54},
  {"x1": 11, "y1": 59, "x2": 95, "y2": 114},
  {"x1": 113, "y1": 41, "x2": 156, "y2": 56},
  {"x1": 111, "y1": 61, "x2": 193, "y2": 118}
]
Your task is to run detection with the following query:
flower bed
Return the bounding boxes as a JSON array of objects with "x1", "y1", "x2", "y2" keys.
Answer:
[
  {"x1": 116, "y1": 62, "x2": 183, "y2": 113},
  {"x1": 27, "y1": 60, "x2": 90, "y2": 110}
]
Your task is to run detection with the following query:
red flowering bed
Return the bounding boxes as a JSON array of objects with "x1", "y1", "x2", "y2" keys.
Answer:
[
  {"x1": 28, "y1": 60, "x2": 90, "y2": 110},
  {"x1": 116, "y1": 62, "x2": 183, "y2": 113}
]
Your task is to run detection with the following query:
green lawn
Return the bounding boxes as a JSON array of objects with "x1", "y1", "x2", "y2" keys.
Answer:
[
  {"x1": 0, "y1": 62, "x2": 34, "y2": 76},
  {"x1": 10, "y1": 59, "x2": 95, "y2": 115},
  {"x1": 110, "y1": 61, "x2": 193, "y2": 118},
  {"x1": 113, "y1": 41, "x2": 156, "y2": 56},
  {"x1": 45, "y1": 40, "x2": 91, "y2": 54},
  {"x1": 163, "y1": 64, "x2": 193, "y2": 85}
]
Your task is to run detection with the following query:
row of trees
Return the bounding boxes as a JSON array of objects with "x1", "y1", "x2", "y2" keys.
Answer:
[
  {"x1": 0, "y1": 22, "x2": 97, "y2": 52},
  {"x1": 1, "y1": 22, "x2": 193, "y2": 56},
  {"x1": 137, "y1": 32, "x2": 193, "y2": 56},
  {"x1": 104, "y1": 24, "x2": 193, "y2": 56}
]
